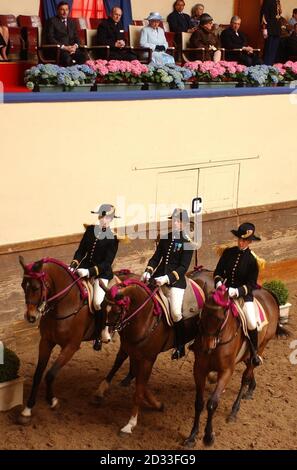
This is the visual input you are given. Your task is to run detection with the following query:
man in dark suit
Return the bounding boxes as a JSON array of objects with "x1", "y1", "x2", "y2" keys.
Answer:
[
  {"x1": 45, "y1": 1, "x2": 87, "y2": 66},
  {"x1": 97, "y1": 6, "x2": 136, "y2": 61},
  {"x1": 261, "y1": 0, "x2": 282, "y2": 65},
  {"x1": 221, "y1": 16, "x2": 262, "y2": 66},
  {"x1": 167, "y1": 0, "x2": 194, "y2": 34}
]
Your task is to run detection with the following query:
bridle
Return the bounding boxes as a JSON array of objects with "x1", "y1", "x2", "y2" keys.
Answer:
[
  {"x1": 23, "y1": 262, "x2": 85, "y2": 320},
  {"x1": 104, "y1": 281, "x2": 160, "y2": 333},
  {"x1": 199, "y1": 286, "x2": 240, "y2": 350}
]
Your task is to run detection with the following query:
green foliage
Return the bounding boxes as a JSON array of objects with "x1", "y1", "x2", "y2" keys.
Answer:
[
  {"x1": 0, "y1": 347, "x2": 20, "y2": 383},
  {"x1": 262, "y1": 280, "x2": 289, "y2": 305}
]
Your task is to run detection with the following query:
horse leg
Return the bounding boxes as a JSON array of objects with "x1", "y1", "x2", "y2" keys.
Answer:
[
  {"x1": 227, "y1": 365, "x2": 254, "y2": 422},
  {"x1": 242, "y1": 369, "x2": 256, "y2": 400},
  {"x1": 144, "y1": 387, "x2": 164, "y2": 411},
  {"x1": 120, "y1": 359, "x2": 135, "y2": 388},
  {"x1": 45, "y1": 343, "x2": 80, "y2": 409},
  {"x1": 119, "y1": 359, "x2": 154, "y2": 435},
  {"x1": 93, "y1": 345, "x2": 130, "y2": 403},
  {"x1": 203, "y1": 368, "x2": 233, "y2": 446},
  {"x1": 17, "y1": 338, "x2": 55, "y2": 425},
  {"x1": 183, "y1": 360, "x2": 206, "y2": 448}
]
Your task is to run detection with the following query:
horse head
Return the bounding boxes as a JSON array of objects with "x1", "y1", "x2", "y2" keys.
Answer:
[
  {"x1": 199, "y1": 285, "x2": 231, "y2": 353},
  {"x1": 19, "y1": 256, "x2": 47, "y2": 324},
  {"x1": 99, "y1": 280, "x2": 131, "y2": 337}
]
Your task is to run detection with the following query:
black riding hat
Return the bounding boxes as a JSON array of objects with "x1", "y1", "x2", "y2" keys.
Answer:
[
  {"x1": 91, "y1": 203, "x2": 120, "y2": 219},
  {"x1": 231, "y1": 222, "x2": 261, "y2": 241},
  {"x1": 168, "y1": 208, "x2": 190, "y2": 224}
]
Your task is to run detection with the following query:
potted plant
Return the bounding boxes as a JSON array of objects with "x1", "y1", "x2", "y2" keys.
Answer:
[
  {"x1": 143, "y1": 63, "x2": 195, "y2": 90},
  {"x1": 274, "y1": 61, "x2": 297, "y2": 86},
  {"x1": 0, "y1": 343, "x2": 24, "y2": 411},
  {"x1": 243, "y1": 64, "x2": 281, "y2": 87},
  {"x1": 86, "y1": 59, "x2": 149, "y2": 91},
  {"x1": 184, "y1": 60, "x2": 246, "y2": 88},
  {"x1": 262, "y1": 280, "x2": 291, "y2": 324},
  {"x1": 24, "y1": 63, "x2": 97, "y2": 92}
]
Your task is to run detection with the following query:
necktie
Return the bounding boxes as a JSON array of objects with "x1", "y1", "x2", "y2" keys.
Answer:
[{"x1": 62, "y1": 19, "x2": 67, "y2": 28}]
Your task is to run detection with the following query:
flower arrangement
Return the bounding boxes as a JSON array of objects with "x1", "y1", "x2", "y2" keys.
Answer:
[
  {"x1": 185, "y1": 61, "x2": 246, "y2": 83},
  {"x1": 24, "y1": 63, "x2": 97, "y2": 90},
  {"x1": 274, "y1": 61, "x2": 297, "y2": 82},
  {"x1": 144, "y1": 63, "x2": 195, "y2": 89},
  {"x1": 86, "y1": 59, "x2": 149, "y2": 84},
  {"x1": 243, "y1": 64, "x2": 281, "y2": 86}
]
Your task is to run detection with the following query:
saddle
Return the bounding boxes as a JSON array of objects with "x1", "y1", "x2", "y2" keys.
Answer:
[
  {"x1": 234, "y1": 297, "x2": 269, "y2": 363},
  {"x1": 155, "y1": 278, "x2": 205, "y2": 326},
  {"x1": 82, "y1": 275, "x2": 121, "y2": 342}
]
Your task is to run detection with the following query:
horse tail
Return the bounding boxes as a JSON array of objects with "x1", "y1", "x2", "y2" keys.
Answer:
[{"x1": 276, "y1": 323, "x2": 290, "y2": 338}]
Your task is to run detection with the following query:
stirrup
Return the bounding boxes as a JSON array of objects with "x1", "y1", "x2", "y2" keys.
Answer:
[
  {"x1": 93, "y1": 339, "x2": 102, "y2": 351},
  {"x1": 171, "y1": 346, "x2": 185, "y2": 360}
]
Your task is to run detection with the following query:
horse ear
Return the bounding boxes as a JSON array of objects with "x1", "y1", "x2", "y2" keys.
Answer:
[
  {"x1": 32, "y1": 260, "x2": 43, "y2": 272},
  {"x1": 19, "y1": 255, "x2": 26, "y2": 271}
]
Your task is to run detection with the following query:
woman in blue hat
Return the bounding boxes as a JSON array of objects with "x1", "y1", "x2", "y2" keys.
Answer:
[
  {"x1": 141, "y1": 208, "x2": 194, "y2": 360},
  {"x1": 69, "y1": 204, "x2": 119, "y2": 350},
  {"x1": 213, "y1": 222, "x2": 262, "y2": 366},
  {"x1": 140, "y1": 12, "x2": 175, "y2": 66}
]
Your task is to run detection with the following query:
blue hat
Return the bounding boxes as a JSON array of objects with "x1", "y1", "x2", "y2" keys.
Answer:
[{"x1": 146, "y1": 12, "x2": 163, "y2": 21}]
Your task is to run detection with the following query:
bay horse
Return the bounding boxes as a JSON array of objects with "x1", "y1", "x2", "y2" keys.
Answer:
[
  {"x1": 97, "y1": 269, "x2": 213, "y2": 436},
  {"x1": 184, "y1": 284, "x2": 289, "y2": 448},
  {"x1": 18, "y1": 256, "x2": 135, "y2": 425}
]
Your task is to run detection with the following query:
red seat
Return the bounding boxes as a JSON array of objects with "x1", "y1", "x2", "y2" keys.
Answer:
[
  {"x1": 89, "y1": 18, "x2": 104, "y2": 29},
  {"x1": 0, "y1": 14, "x2": 24, "y2": 60},
  {"x1": 17, "y1": 15, "x2": 42, "y2": 61}
]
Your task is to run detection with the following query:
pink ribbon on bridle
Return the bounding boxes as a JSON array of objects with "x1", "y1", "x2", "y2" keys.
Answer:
[
  {"x1": 109, "y1": 285, "x2": 131, "y2": 309},
  {"x1": 212, "y1": 285, "x2": 238, "y2": 317}
]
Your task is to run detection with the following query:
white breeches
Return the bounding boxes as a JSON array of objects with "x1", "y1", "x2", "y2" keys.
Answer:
[
  {"x1": 243, "y1": 301, "x2": 257, "y2": 330},
  {"x1": 93, "y1": 278, "x2": 109, "y2": 311},
  {"x1": 168, "y1": 287, "x2": 185, "y2": 323}
]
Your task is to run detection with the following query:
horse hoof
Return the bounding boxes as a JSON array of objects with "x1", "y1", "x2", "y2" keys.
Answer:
[
  {"x1": 183, "y1": 438, "x2": 196, "y2": 448},
  {"x1": 50, "y1": 397, "x2": 59, "y2": 410},
  {"x1": 120, "y1": 377, "x2": 133, "y2": 387},
  {"x1": 207, "y1": 372, "x2": 217, "y2": 384},
  {"x1": 16, "y1": 414, "x2": 32, "y2": 426},
  {"x1": 158, "y1": 402, "x2": 165, "y2": 412},
  {"x1": 118, "y1": 430, "x2": 131, "y2": 438},
  {"x1": 90, "y1": 395, "x2": 104, "y2": 406},
  {"x1": 227, "y1": 414, "x2": 236, "y2": 423},
  {"x1": 242, "y1": 393, "x2": 253, "y2": 400},
  {"x1": 203, "y1": 434, "x2": 214, "y2": 447}
]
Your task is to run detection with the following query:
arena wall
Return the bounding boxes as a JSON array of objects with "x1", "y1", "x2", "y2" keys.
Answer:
[{"x1": 1, "y1": 93, "x2": 297, "y2": 247}]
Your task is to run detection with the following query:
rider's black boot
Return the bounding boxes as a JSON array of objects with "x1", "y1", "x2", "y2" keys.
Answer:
[
  {"x1": 248, "y1": 328, "x2": 263, "y2": 367},
  {"x1": 171, "y1": 320, "x2": 186, "y2": 360}
]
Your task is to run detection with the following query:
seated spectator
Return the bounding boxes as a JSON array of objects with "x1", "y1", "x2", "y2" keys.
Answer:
[
  {"x1": 286, "y1": 23, "x2": 297, "y2": 59},
  {"x1": 289, "y1": 8, "x2": 297, "y2": 27},
  {"x1": 190, "y1": 3, "x2": 204, "y2": 29},
  {"x1": 221, "y1": 16, "x2": 262, "y2": 66},
  {"x1": 97, "y1": 6, "x2": 136, "y2": 61},
  {"x1": 45, "y1": 1, "x2": 87, "y2": 66},
  {"x1": 140, "y1": 12, "x2": 175, "y2": 66},
  {"x1": 190, "y1": 13, "x2": 221, "y2": 62},
  {"x1": 0, "y1": 25, "x2": 9, "y2": 60}
]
